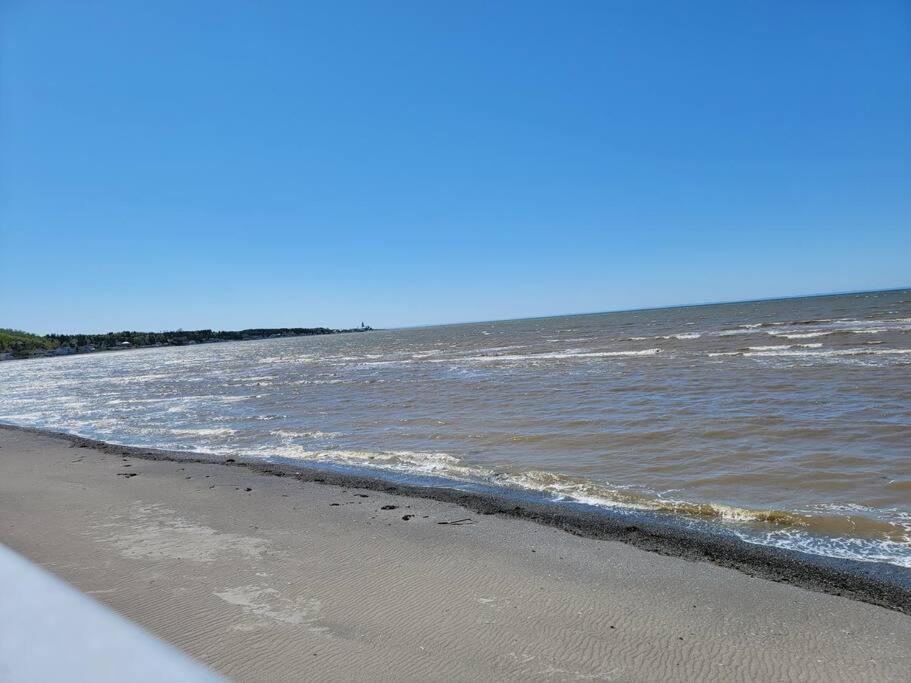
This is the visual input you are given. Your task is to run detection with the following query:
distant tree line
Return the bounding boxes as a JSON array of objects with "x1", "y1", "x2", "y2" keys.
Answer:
[
  {"x1": 1, "y1": 325, "x2": 372, "y2": 359},
  {"x1": 0, "y1": 329, "x2": 56, "y2": 357}
]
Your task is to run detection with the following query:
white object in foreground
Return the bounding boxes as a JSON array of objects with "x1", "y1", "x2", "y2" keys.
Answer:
[{"x1": 0, "y1": 544, "x2": 222, "y2": 682}]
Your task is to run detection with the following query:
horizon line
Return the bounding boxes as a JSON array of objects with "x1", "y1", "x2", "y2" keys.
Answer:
[
  {"x1": 8, "y1": 285, "x2": 910, "y2": 337},
  {"x1": 391, "y1": 284, "x2": 911, "y2": 332}
]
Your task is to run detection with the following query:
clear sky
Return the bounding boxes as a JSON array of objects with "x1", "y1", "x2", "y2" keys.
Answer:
[{"x1": 1, "y1": 1, "x2": 909, "y2": 333}]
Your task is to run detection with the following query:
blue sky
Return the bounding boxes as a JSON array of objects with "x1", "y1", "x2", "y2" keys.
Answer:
[{"x1": 1, "y1": 1, "x2": 909, "y2": 333}]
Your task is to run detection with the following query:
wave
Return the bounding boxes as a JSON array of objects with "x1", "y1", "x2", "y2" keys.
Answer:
[
  {"x1": 660, "y1": 333, "x2": 701, "y2": 340},
  {"x1": 718, "y1": 317, "x2": 911, "y2": 340},
  {"x1": 248, "y1": 444, "x2": 911, "y2": 567},
  {"x1": 745, "y1": 343, "x2": 823, "y2": 351},
  {"x1": 262, "y1": 445, "x2": 495, "y2": 481},
  {"x1": 771, "y1": 331, "x2": 833, "y2": 339},
  {"x1": 743, "y1": 348, "x2": 911, "y2": 358},
  {"x1": 425, "y1": 348, "x2": 662, "y2": 363},
  {"x1": 271, "y1": 428, "x2": 340, "y2": 440},
  {"x1": 711, "y1": 347, "x2": 911, "y2": 359},
  {"x1": 170, "y1": 428, "x2": 238, "y2": 437},
  {"x1": 4, "y1": 413, "x2": 910, "y2": 568},
  {"x1": 734, "y1": 529, "x2": 911, "y2": 567},
  {"x1": 714, "y1": 328, "x2": 764, "y2": 336}
]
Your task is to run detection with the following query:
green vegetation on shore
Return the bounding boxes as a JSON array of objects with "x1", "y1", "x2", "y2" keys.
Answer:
[
  {"x1": 0, "y1": 325, "x2": 372, "y2": 359},
  {"x1": 0, "y1": 329, "x2": 58, "y2": 357}
]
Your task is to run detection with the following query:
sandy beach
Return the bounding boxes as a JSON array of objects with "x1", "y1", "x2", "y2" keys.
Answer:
[{"x1": 1, "y1": 426, "x2": 910, "y2": 681}]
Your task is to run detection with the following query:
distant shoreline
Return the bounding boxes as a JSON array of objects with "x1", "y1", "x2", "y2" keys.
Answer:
[{"x1": 0, "y1": 326, "x2": 374, "y2": 362}]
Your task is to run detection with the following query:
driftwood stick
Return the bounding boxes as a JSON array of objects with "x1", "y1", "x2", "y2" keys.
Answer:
[{"x1": 437, "y1": 518, "x2": 475, "y2": 525}]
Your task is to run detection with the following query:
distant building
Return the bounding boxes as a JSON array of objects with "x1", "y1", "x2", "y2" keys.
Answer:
[
  {"x1": 54, "y1": 345, "x2": 75, "y2": 355},
  {"x1": 77, "y1": 345, "x2": 96, "y2": 353}
]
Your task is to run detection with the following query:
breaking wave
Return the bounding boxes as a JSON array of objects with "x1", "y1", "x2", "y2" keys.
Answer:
[{"x1": 237, "y1": 444, "x2": 911, "y2": 567}]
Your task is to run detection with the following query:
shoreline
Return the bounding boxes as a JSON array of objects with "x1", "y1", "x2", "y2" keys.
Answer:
[
  {"x1": 3, "y1": 422, "x2": 910, "y2": 615},
  {"x1": 0, "y1": 327, "x2": 376, "y2": 363},
  {"x1": 2, "y1": 424, "x2": 910, "y2": 680}
]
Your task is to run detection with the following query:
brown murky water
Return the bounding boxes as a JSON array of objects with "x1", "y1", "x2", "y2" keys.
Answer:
[{"x1": 2, "y1": 289, "x2": 910, "y2": 565}]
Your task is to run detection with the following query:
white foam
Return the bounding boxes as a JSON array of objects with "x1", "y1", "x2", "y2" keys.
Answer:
[
  {"x1": 461, "y1": 345, "x2": 527, "y2": 355},
  {"x1": 771, "y1": 331, "x2": 832, "y2": 339},
  {"x1": 714, "y1": 329, "x2": 763, "y2": 336},
  {"x1": 271, "y1": 429, "x2": 340, "y2": 440},
  {"x1": 661, "y1": 333, "x2": 701, "y2": 340},
  {"x1": 735, "y1": 529, "x2": 911, "y2": 568},
  {"x1": 710, "y1": 345, "x2": 910, "y2": 360},
  {"x1": 263, "y1": 446, "x2": 496, "y2": 481},
  {"x1": 473, "y1": 349, "x2": 661, "y2": 362},
  {"x1": 170, "y1": 428, "x2": 238, "y2": 437},
  {"x1": 426, "y1": 348, "x2": 662, "y2": 363},
  {"x1": 743, "y1": 347, "x2": 911, "y2": 358}
]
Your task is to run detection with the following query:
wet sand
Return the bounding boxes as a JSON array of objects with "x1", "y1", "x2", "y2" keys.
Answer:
[{"x1": 1, "y1": 427, "x2": 910, "y2": 681}]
